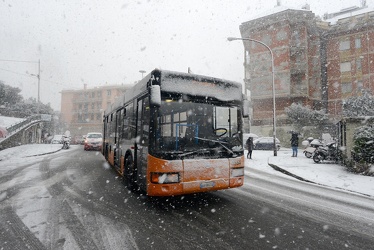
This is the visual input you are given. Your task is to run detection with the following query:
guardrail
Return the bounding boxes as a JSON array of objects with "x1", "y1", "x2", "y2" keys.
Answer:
[{"x1": 5, "y1": 114, "x2": 52, "y2": 134}]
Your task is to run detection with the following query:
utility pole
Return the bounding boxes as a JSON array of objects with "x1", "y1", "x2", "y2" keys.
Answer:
[{"x1": 37, "y1": 59, "x2": 40, "y2": 114}]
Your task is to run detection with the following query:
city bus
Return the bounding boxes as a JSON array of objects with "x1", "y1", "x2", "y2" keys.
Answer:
[{"x1": 102, "y1": 69, "x2": 249, "y2": 196}]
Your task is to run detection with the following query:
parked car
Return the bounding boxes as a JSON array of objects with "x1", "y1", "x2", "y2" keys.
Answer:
[
  {"x1": 72, "y1": 135, "x2": 85, "y2": 145},
  {"x1": 50, "y1": 135, "x2": 63, "y2": 144},
  {"x1": 253, "y1": 137, "x2": 281, "y2": 151},
  {"x1": 242, "y1": 133, "x2": 259, "y2": 148},
  {"x1": 84, "y1": 132, "x2": 103, "y2": 151}
]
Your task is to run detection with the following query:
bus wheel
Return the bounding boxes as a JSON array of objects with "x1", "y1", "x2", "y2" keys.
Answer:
[{"x1": 123, "y1": 155, "x2": 137, "y2": 191}]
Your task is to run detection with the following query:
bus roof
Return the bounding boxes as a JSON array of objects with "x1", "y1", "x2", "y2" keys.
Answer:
[{"x1": 104, "y1": 69, "x2": 243, "y2": 115}]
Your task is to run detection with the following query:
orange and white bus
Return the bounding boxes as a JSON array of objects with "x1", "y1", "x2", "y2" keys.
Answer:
[{"x1": 102, "y1": 69, "x2": 248, "y2": 196}]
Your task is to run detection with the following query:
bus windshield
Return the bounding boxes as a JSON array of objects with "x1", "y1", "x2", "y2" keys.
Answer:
[{"x1": 151, "y1": 100, "x2": 243, "y2": 160}]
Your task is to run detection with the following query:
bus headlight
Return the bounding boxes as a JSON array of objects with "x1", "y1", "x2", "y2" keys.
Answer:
[
  {"x1": 231, "y1": 168, "x2": 244, "y2": 177},
  {"x1": 151, "y1": 172, "x2": 180, "y2": 184}
]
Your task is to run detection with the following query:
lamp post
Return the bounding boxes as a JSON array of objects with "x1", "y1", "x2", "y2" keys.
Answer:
[
  {"x1": 139, "y1": 70, "x2": 146, "y2": 79},
  {"x1": 228, "y1": 37, "x2": 277, "y2": 156}
]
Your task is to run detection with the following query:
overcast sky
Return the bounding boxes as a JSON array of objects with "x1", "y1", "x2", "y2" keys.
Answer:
[{"x1": 0, "y1": 0, "x2": 372, "y2": 111}]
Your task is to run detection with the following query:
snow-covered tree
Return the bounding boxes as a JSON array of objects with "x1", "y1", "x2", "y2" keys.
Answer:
[
  {"x1": 0, "y1": 82, "x2": 54, "y2": 117},
  {"x1": 285, "y1": 103, "x2": 330, "y2": 134},
  {"x1": 350, "y1": 124, "x2": 374, "y2": 173},
  {"x1": 0, "y1": 81, "x2": 23, "y2": 107},
  {"x1": 343, "y1": 90, "x2": 374, "y2": 117}
]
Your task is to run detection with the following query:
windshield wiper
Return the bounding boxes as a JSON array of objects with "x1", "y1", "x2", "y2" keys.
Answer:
[
  {"x1": 194, "y1": 137, "x2": 234, "y2": 155},
  {"x1": 179, "y1": 148, "x2": 211, "y2": 157}
]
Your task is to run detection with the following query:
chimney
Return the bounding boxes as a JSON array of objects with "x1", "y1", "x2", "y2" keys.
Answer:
[
  {"x1": 84, "y1": 84, "x2": 87, "y2": 90},
  {"x1": 302, "y1": 4, "x2": 310, "y2": 10},
  {"x1": 276, "y1": 0, "x2": 281, "y2": 6}
]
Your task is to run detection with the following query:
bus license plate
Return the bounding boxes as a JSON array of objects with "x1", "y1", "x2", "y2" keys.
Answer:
[{"x1": 200, "y1": 181, "x2": 215, "y2": 189}]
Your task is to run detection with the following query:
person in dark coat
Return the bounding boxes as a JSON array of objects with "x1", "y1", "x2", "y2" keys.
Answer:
[
  {"x1": 290, "y1": 132, "x2": 299, "y2": 157},
  {"x1": 246, "y1": 137, "x2": 254, "y2": 159}
]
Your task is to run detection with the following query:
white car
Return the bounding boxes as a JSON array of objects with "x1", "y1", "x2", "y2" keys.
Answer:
[
  {"x1": 253, "y1": 137, "x2": 281, "y2": 151},
  {"x1": 51, "y1": 135, "x2": 63, "y2": 144},
  {"x1": 84, "y1": 132, "x2": 103, "y2": 151}
]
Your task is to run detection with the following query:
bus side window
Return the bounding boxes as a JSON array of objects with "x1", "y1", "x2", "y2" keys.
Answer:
[{"x1": 123, "y1": 103, "x2": 134, "y2": 140}]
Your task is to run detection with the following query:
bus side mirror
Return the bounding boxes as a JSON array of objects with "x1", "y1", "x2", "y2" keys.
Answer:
[
  {"x1": 150, "y1": 85, "x2": 161, "y2": 107},
  {"x1": 243, "y1": 100, "x2": 250, "y2": 118}
]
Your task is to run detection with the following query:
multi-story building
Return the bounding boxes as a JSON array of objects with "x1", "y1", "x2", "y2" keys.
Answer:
[
  {"x1": 60, "y1": 84, "x2": 131, "y2": 138},
  {"x1": 240, "y1": 5, "x2": 323, "y2": 135},
  {"x1": 239, "y1": 3, "x2": 374, "y2": 136},
  {"x1": 324, "y1": 5, "x2": 374, "y2": 120}
]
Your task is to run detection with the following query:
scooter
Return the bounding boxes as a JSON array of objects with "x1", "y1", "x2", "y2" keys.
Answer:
[
  {"x1": 62, "y1": 135, "x2": 70, "y2": 149},
  {"x1": 313, "y1": 142, "x2": 340, "y2": 163},
  {"x1": 303, "y1": 138, "x2": 323, "y2": 158}
]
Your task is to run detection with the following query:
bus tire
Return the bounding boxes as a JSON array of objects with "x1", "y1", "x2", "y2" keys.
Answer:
[{"x1": 123, "y1": 155, "x2": 138, "y2": 192}]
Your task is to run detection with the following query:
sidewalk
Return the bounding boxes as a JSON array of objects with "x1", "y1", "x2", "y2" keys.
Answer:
[
  {"x1": 248, "y1": 149, "x2": 374, "y2": 198},
  {"x1": 0, "y1": 144, "x2": 62, "y2": 162}
]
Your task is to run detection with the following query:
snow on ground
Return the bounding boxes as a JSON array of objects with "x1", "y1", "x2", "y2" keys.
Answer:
[
  {"x1": 0, "y1": 144, "x2": 62, "y2": 172},
  {"x1": 0, "y1": 115, "x2": 25, "y2": 128},
  {"x1": 0, "y1": 144, "x2": 373, "y2": 197},
  {"x1": 246, "y1": 149, "x2": 374, "y2": 197}
]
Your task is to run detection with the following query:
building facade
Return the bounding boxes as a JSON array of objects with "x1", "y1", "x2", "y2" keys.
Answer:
[
  {"x1": 239, "y1": 4, "x2": 374, "y2": 135},
  {"x1": 60, "y1": 84, "x2": 131, "y2": 138},
  {"x1": 325, "y1": 6, "x2": 374, "y2": 120}
]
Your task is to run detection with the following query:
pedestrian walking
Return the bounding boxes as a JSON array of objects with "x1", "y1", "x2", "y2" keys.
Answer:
[
  {"x1": 246, "y1": 137, "x2": 254, "y2": 159},
  {"x1": 290, "y1": 131, "x2": 299, "y2": 157}
]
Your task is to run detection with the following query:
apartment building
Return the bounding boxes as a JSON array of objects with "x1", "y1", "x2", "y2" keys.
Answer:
[
  {"x1": 324, "y1": 6, "x2": 374, "y2": 120},
  {"x1": 60, "y1": 84, "x2": 131, "y2": 138},
  {"x1": 239, "y1": 4, "x2": 374, "y2": 134}
]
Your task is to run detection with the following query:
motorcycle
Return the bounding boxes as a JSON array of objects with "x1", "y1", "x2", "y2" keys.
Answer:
[
  {"x1": 62, "y1": 135, "x2": 70, "y2": 149},
  {"x1": 303, "y1": 138, "x2": 323, "y2": 158},
  {"x1": 313, "y1": 142, "x2": 340, "y2": 163}
]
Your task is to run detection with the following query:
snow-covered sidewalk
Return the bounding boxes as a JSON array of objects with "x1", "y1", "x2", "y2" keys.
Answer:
[{"x1": 247, "y1": 149, "x2": 374, "y2": 198}]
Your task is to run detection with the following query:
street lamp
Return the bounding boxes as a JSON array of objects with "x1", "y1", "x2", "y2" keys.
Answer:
[
  {"x1": 228, "y1": 37, "x2": 277, "y2": 156},
  {"x1": 139, "y1": 70, "x2": 146, "y2": 79}
]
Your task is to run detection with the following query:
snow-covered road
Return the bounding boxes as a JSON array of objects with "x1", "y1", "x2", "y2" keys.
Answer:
[{"x1": 0, "y1": 144, "x2": 373, "y2": 249}]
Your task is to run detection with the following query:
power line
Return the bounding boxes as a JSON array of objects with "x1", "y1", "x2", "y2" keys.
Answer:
[
  {"x1": 0, "y1": 67, "x2": 33, "y2": 78},
  {"x1": 0, "y1": 67, "x2": 69, "y2": 87},
  {"x1": 0, "y1": 59, "x2": 38, "y2": 64}
]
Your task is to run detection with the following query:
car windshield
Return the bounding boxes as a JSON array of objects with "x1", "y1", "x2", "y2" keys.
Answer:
[
  {"x1": 87, "y1": 134, "x2": 102, "y2": 138},
  {"x1": 151, "y1": 100, "x2": 243, "y2": 159}
]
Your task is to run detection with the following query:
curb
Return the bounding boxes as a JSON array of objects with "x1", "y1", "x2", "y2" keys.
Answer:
[
  {"x1": 267, "y1": 163, "x2": 316, "y2": 184},
  {"x1": 24, "y1": 148, "x2": 63, "y2": 158},
  {"x1": 267, "y1": 162, "x2": 373, "y2": 198}
]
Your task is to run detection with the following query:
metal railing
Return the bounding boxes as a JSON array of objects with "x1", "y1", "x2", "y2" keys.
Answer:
[{"x1": 6, "y1": 114, "x2": 43, "y2": 134}]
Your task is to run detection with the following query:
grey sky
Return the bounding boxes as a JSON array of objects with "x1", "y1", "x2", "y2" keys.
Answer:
[{"x1": 0, "y1": 0, "x2": 370, "y2": 111}]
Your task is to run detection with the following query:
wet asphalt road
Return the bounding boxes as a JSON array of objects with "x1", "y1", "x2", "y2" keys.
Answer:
[{"x1": 1, "y1": 145, "x2": 374, "y2": 249}]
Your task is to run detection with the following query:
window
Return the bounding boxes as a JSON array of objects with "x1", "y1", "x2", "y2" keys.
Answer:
[
  {"x1": 91, "y1": 103, "x2": 95, "y2": 109},
  {"x1": 107, "y1": 90, "x2": 111, "y2": 96},
  {"x1": 339, "y1": 40, "x2": 350, "y2": 51},
  {"x1": 341, "y1": 82, "x2": 352, "y2": 93},
  {"x1": 340, "y1": 62, "x2": 351, "y2": 72},
  {"x1": 357, "y1": 81, "x2": 363, "y2": 91},
  {"x1": 355, "y1": 38, "x2": 361, "y2": 49},
  {"x1": 356, "y1": 59, "x2": 362, "y2": 71},
  {"x1": 97, "y1": 91, "x2": 102, "y2": 98}
]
